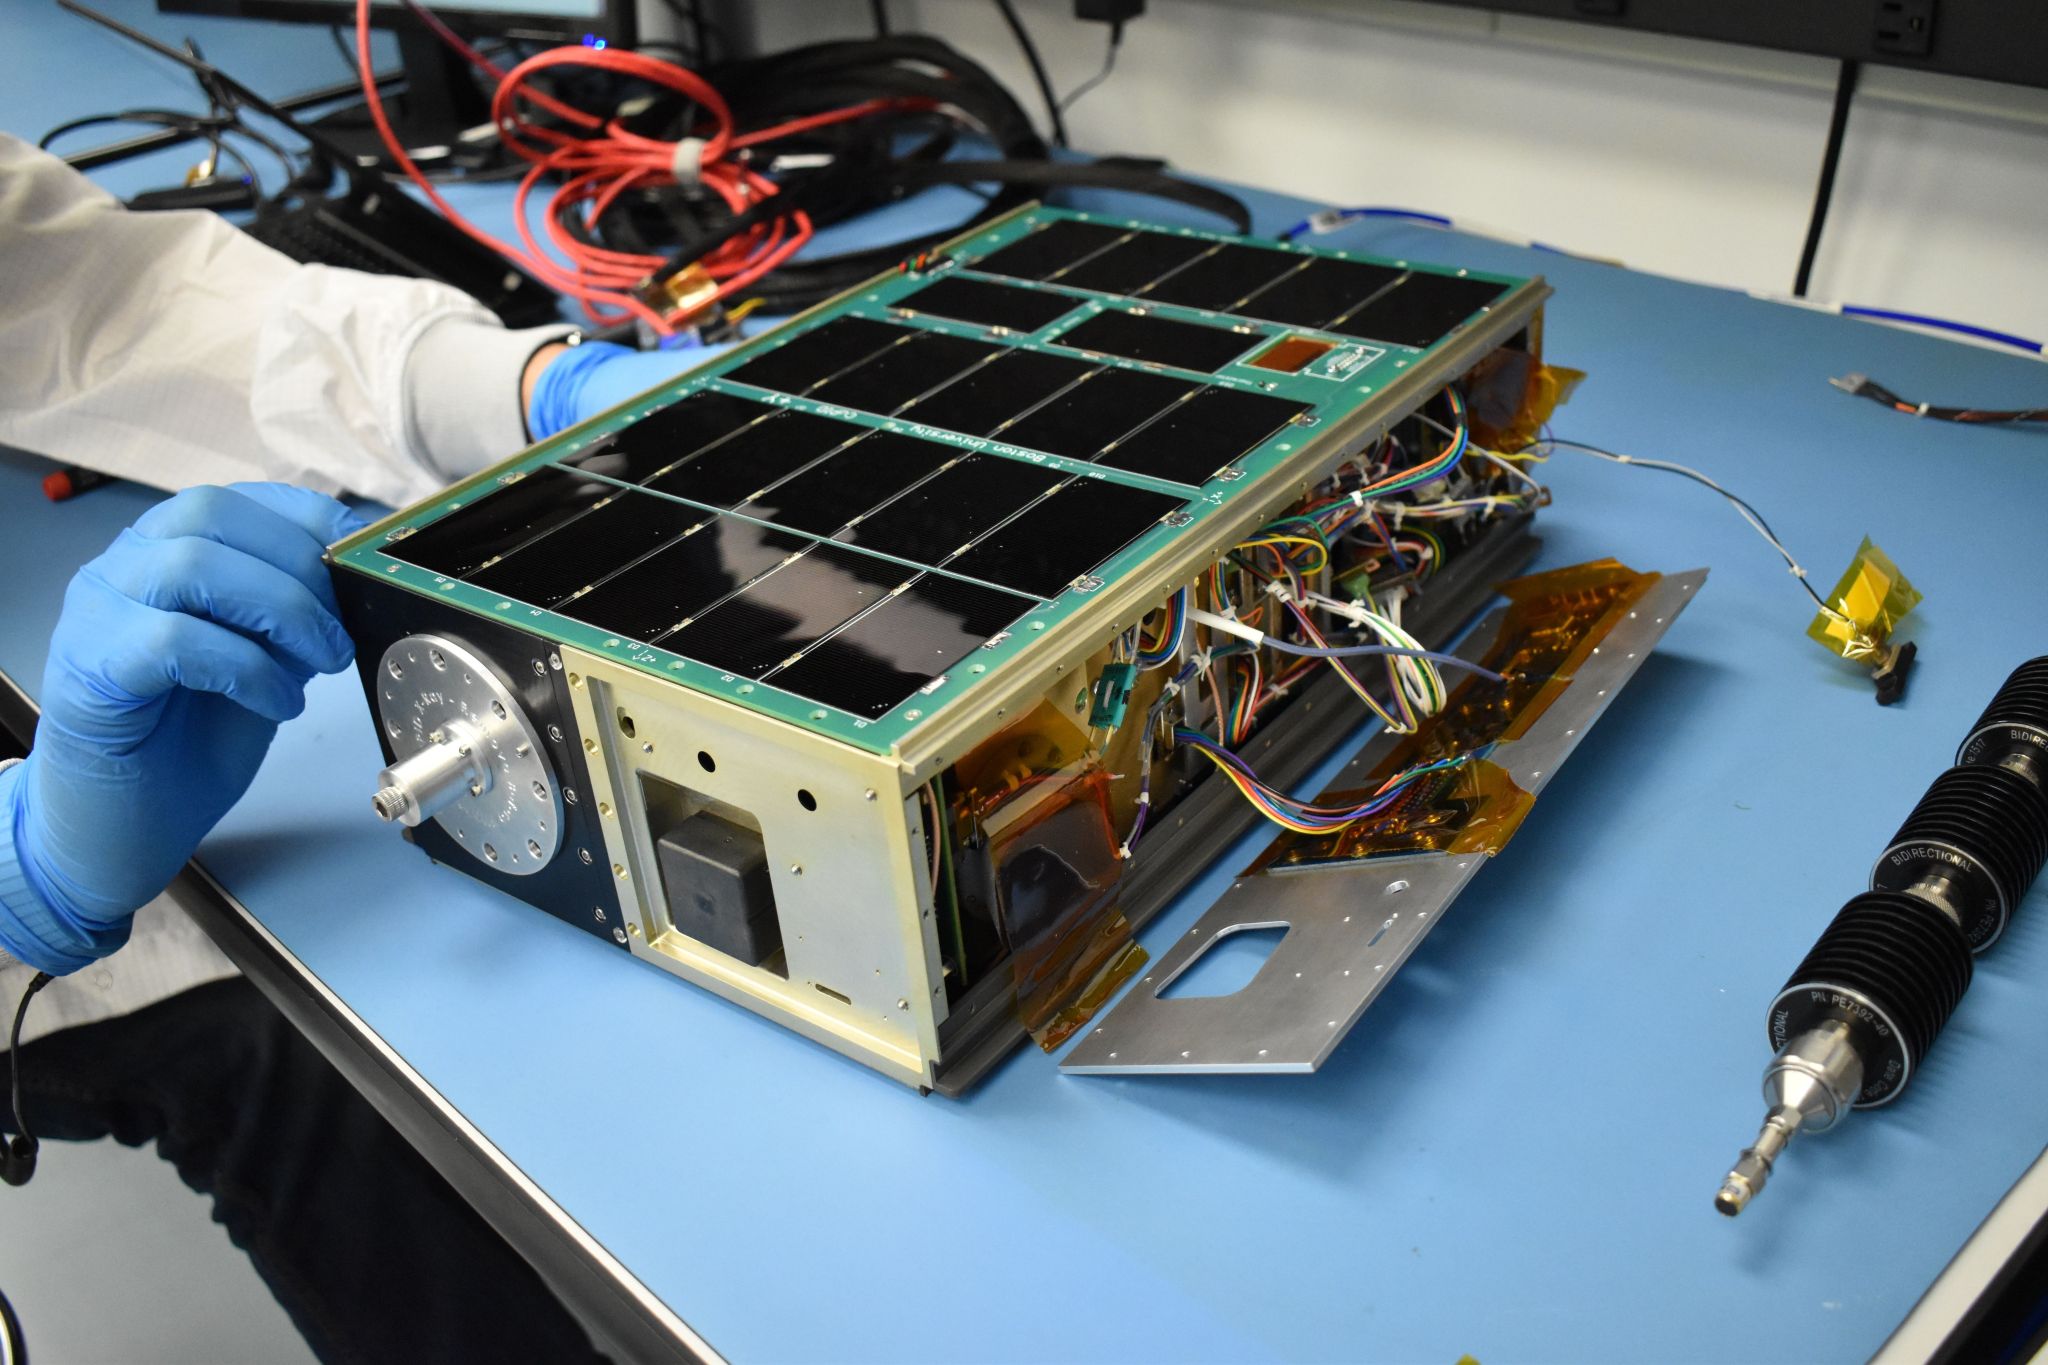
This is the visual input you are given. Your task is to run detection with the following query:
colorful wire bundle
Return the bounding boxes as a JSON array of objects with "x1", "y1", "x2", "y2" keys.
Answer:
[
  {"x1": 1173, "y1": 729, "x2": 1480, "y2": 836},
  {"x1": 1356, "y1": 386, "x2": 1470, "y2": 497},
  {"x1": 1135, "y1": 589, "x2": 1188, "y2": 671}
]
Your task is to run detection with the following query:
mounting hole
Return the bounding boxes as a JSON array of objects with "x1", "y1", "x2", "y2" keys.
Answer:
[
  {"x1": 482, "y1": 843, "x2": 499, "y2": 862},
  {"x1": 697, "y1": 750, "x2": 716, "y2": 773},
  {"x1": 583, "y1": 738, "x2": 597, "y2": 753},
  {"x1": 491, "y1": 699, "x2": 507, "y2": 720},
  {"x1": 1385, "y1": 879, "x2": 1410, "y2": 894},
  {"x1": 385, "y1": 658, "x2": 404, "y2": 680},
  {"x1": 533, "y1": 780, "x2": 548, "y2": 799},
  {"x1": 797, "y1": 789, "x2": 817, "y2": 812},
  {"x1": 527, "y1": 839, "x2": 543, "y2": 859},
  {"x1": 617, "y1": 709, "x2": 637, "y2": 739},
  {"x1": 429, "y1": 648, "x2": 447, "y2": 670}
]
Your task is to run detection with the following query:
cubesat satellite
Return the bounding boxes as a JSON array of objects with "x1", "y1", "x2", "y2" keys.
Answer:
[{"x1": 331, "y1": 205, "x2": 1692, "y2": 1091}]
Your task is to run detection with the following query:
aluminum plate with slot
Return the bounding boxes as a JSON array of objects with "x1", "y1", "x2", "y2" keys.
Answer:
[{"x1": 1061, "y1": 568, "x2": 1706, "y2": 1075}]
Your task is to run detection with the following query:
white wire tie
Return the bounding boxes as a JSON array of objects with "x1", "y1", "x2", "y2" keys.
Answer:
[{"x1": 670, "y1": 136, "x2": 709, "y2": 188}]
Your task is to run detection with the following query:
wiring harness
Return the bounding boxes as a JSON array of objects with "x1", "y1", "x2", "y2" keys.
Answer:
[
  {"x1": 353, "y1": 1, "x2": 1246, "y2": 333},
  {"x1": 1831, "y1": 372, "x2": 2048, "y2": 425}
]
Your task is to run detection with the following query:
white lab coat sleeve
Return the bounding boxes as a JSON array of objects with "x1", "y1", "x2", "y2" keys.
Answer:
[{"x1": 0, "y1": 132, "x2": 568, "y2": 506}]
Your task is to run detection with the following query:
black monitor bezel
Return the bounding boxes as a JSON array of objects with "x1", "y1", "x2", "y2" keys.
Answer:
[{"x1": 157, "y1": 0, "x2": 634, "y2": 46}]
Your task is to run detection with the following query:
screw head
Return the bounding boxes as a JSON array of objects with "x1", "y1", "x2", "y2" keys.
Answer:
[
  {"x1": 594, "y1": 906, "x2": 607, "y2": 923},
  {"x1": 532, "y1": 659, "x2": 547, "y2": 676},
  {"x1": 612, "y1": 926, "x2": 627, "y2": 945},
  {"x1": 547, "y1": 724, "x2": 565, "y2": 742},
  {"x1": 579, "y1": 848, "x2": 593, "y2": 865}
]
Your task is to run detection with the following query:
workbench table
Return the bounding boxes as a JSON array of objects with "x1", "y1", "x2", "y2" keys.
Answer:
[{"x1": 7, "y1": 6, "x2": 2048, "y2": 1359}]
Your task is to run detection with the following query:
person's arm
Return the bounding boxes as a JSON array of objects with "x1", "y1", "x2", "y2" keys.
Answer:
[
  {"x1": 0, "y1": 133, "x2": 572, "y2": 506},
  {"x1": 0, "y1": 483, "x2": 361, "y2": 974}
]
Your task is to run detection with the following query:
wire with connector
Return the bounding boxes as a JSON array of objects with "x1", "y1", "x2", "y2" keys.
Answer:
[
  {"x1": 3, "y1": 972, "x2": 51, "y2": 1189},
  {"x1": 1529, "y1": 434, "x2": 1872, "y2": 655},
  {"x1": 1830, "y1": 372, "x2": 2048, "y2": 424}
]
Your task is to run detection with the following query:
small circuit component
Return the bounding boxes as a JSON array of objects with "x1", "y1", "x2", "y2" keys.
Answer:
[
  {"x1": 1806, "y1": 535, "x2": 1921, "y2": 705},
  {"x1": 1088, "y1": 661, "x2": 1138, "y2": 729}
]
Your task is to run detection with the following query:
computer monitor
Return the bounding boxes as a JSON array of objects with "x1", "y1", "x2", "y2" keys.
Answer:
[
  {"x1": 157, "y1": 0, "x2": 628, "y2": 45},
  {"x1": 156, "y1": 0, "x2": 637, "y2": 161}
]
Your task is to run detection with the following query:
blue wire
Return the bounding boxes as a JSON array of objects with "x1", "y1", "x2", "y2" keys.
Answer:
[
  {"x1": 1840, "y1": 307, "x2": 2044, "y2": 357},
  {"x1": 1280, "y1": 206, "x2": 1454, "y2": 241}
]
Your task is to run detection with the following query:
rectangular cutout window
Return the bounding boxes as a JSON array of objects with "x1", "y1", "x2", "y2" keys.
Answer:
[{"x1": 1247, "y1": 335, "x2": 1337, "y2": 374}]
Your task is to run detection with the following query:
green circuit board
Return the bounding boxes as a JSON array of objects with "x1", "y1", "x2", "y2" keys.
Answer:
[{"x1": 331, "y1": 204, "x2": 1536, "y2": 757}]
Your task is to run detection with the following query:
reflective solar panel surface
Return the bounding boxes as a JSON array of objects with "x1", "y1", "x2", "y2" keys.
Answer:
[{"x1": 341, "y1": 206, "x2": 1531, "y2": 749}]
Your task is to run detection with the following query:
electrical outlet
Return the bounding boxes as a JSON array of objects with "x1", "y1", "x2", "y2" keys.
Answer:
[{"x1": 1874, "y1": 0, "x2": 1935, "y2": 56}]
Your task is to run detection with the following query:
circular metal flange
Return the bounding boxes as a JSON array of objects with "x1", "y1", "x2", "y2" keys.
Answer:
[{"x1": 374, "y1": 635, "x2": 561, "y2": 875}]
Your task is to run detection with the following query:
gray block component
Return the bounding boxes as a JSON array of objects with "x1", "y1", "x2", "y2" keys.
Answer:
[{"x1": 655, "y1": 812, "x2": 781, "y2": 967}]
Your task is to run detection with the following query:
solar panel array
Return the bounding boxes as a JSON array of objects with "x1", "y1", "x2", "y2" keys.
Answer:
[{"x1": 373, "y1": 210, "x2": 1517, "y2": 726}]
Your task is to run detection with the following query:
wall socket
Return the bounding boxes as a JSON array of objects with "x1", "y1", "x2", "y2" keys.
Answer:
[{"x1": 1874, "y1": 0, "x2": 1935, "y2": 57}]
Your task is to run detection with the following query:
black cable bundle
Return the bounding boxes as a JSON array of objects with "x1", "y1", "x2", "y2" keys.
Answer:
[{"x1": 1831, "y1": 372, "x2": 2047, "y2": 425}]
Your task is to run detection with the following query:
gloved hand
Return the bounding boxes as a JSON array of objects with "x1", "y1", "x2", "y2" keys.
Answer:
[
  {"x1": 526, "y1": 339, "x2": 735, "y2": 440},
  {"x1": 0, "y1": 483, "x2": 363, "y2": 974}
]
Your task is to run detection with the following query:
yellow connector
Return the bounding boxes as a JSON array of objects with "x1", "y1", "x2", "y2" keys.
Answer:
[{"x1": 1806, "y1": 536, "x2": 1920, "y2": 664}]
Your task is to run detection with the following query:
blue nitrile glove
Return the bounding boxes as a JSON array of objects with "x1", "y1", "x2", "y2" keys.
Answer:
[
  {"x1": 527, "y1": 339, "x2": 736, "y2": 440},
  {"x1": 0, "y1": 483, "x2": 364, "y2": 974}
]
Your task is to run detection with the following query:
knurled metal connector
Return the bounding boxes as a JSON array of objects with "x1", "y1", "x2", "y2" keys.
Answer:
[{"x1": 630, "y1": 262, "x2": 720, "y2": 322}]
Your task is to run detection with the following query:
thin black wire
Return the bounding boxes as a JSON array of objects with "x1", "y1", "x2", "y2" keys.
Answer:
[
  {"x1": 1057, "y1": 22, "x2": 1120, "y2": 118},
  {"x1": 8, "y1": 973, "x2": 51, "y2": 1165},
  {"x1": 991, "y1": 0, "x2": 1068, "y2": 147},
  {"x1": 870, "y1": 0, "x2": 890, "y2": 36},
  {"x1": 329, "y1": 24, "x2": 358, "y2": 79},
  {"x1": 38, "y1": 111, "x2": 271, "y2": 190},
  {"x1": 1793, "y1": 58, "x2": 1858, "y2": 298}
]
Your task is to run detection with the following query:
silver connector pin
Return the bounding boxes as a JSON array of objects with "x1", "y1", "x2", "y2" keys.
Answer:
[
  {"x1": 1715, "y1": 1021, "x2": 1865, "y2": 1217},
  {"x1": 1716, "y1": 1107, "x2": 1798, "y2": 1216}
]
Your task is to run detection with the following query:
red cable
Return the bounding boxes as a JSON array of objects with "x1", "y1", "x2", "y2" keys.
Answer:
[{"x1": 356, "y1": 0, "x2": 933, "y2": 330}]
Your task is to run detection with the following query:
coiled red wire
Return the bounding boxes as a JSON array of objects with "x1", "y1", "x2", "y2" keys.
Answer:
[{"x1": 353, "y1": 0, "x2": 916, "y2": 331}]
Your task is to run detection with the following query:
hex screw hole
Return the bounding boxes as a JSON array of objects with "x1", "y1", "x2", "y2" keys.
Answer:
[
  {"x1": 697, "y1": 750, "x2": 716, "y2": 773},
  {"x1": 797, "y1": 788, "x2": 818, "y2": 812}
]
